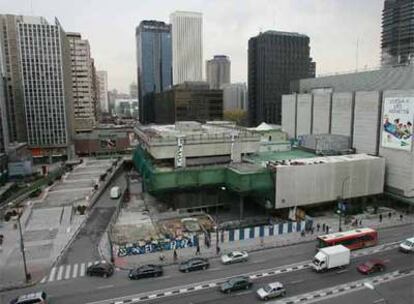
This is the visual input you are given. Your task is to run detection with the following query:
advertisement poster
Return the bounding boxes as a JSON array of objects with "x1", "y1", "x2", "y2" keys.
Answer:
[{"x1": 382, "y1": 97, "x2": 414, "y2": 151}]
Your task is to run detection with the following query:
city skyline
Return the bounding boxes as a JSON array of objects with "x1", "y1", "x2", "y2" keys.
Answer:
[{"x1": 2, "y1": 0, "x2": 383, "y2": 92}]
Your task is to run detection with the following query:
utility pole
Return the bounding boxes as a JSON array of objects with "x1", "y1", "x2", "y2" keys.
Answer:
[
  {"x1": 216, "y1": 186, "x2": 226, "y2": 254},
  {"x1": 338, "y1": 176, "x2": 350, "y2": 232},
  {"x1": 17, "y1": 215, "x2": 31, "y2": 282}
]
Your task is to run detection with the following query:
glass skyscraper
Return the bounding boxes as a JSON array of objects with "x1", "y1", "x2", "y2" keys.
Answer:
[{"x1": 136, "y1": 20, "x2": 172, "y2": 124}]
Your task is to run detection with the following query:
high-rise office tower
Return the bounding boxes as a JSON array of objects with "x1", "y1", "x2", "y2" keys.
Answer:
[
  {"x1": 381, "y1": 0, "x2": 414, "y2": 66},
  {"x1": 0, "y1": 15, "x2": 74, "y2": 157},
  {"x1": 67, "y1": 32, "x2": 96, "y2": 132},
  {"x1": 96, "y1": 71, "x2": 109, "y2": 113},
  {"x1": 248, "y1": 30, "x2": 315, "y2": 126},
  {"x1": 222, "y1": 83, "x2": 248, "y2": 111},
  {"x1": 206, "y1": 55, "x2": 230, "y2": 89},
  {"x1": 136, "y1": 20, "x2": 172, "y2": 123},
  {"x1": 129, "y1": 82, "x2": 138, "y2": 99},
  {"x1": 0, "y1": 45, "x2": 9, "y2": 153},
  {"x1": 170, "y1": 11, "x2": 203, "y2": 85}
]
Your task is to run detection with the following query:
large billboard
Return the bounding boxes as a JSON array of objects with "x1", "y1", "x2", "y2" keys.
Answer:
[{"x1": 382, "y1": 97, "x2": 414, "y2": 151}]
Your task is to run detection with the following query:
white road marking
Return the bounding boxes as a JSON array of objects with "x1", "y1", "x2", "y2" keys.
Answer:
[
  {"x1": 48, "y1": 267, "x2": 57, "y2": 282},
  {"x1": 64, "y1": 264, "x2": 72, "y2": 280},
  {"x1": 97, "y1": 284, "x2": 115, "y2": 290},
  {"x1": 80, "y1": 263, "x2": 86, "y2": 277},
  {"x1": 40, "y1": 276, "x2": 47, "y2": 284},
  {"x1": 72, "y1": 263, "x2": 79, "y2": 278},
  {"x1": 56, "y1": 265, "x2": 65, "y2": 281}
]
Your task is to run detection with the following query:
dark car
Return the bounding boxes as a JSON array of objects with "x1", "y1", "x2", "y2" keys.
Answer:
[
  {"x1": 220, "y1": 276, "x2": 252, "y2": 293},
  {"x1": 179, "y1": 257, "x2": 209, "y2": 272},
  {"x1": 357, "y1": 259, "x2": 385, "y2": 274},
  {"x1": 86, "y1": 262, "x2": 114, "y2": 278},
  {"x1": 129, "y1": 264, "x2": 163, "y2": 280}
]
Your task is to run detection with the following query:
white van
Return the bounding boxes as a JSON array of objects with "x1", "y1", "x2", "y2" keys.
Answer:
[
  {"x1": 399, "y1": 237, "x2": 414, "y2": 253},
  {"x1": 110, "y1": 186, "x2": 120, "y2": 199}
]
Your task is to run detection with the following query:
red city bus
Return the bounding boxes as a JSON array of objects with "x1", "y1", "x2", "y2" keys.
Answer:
[{"x1": 317, "y1": 228, "x2": 378, "y2": 250}]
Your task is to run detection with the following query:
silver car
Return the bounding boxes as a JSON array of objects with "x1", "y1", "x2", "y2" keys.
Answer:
[{"x1": 256, "y1": 282, "x2": 286, "y2": 300}]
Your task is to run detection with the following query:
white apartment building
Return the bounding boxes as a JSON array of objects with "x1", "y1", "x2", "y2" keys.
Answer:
[
  {"x1": 97, "y1": 71, "x2": 109, "y2": 113},
  {"x1": 67, "y1": 32, "x2": 96, "y2": 131},
  {"x1": 170, "y1": 11, "x2": 203, "y2": 84}
]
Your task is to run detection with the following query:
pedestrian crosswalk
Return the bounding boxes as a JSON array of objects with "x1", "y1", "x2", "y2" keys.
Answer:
[{"x1": 40, "y1": 260, "x2": 107, "y2": 284}]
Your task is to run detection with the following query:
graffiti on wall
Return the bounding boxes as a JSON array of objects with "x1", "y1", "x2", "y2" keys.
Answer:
[{"x1": 117, "y1": 236, "x2": 197, "y2": 257}]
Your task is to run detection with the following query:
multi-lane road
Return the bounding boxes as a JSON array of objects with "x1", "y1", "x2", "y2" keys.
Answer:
[{"x1": 1, "y1": 223, "x2": 413, "y2": 304}]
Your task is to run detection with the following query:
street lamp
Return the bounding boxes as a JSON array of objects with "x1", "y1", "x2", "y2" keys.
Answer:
[
  {"x1": 364, "y1": 282, "x2": 388, "y2": 303},
  {"x1": 216, "y1": 186, "x2": 226, "y2": 255},
  {"x1": 338, "y1": 176, "x2": 350, "y2": 232},
  {"x1": 17, "y1": 214, "x2": 31, "y2": 282}
]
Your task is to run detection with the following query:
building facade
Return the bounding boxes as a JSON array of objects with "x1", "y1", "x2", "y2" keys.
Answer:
[
  {"x1": 222, "y1": 82, "x2": 248, "y2": 111},
  {"x1": 282, "y1": 65, "x2": 414, "y2": 199},
  {"x1": 67, "y1": 32, "x2": 96, "y2": 132},
  {"x1": 170, "y1": 11, "x2": 203, "y2": 85},
  {"x1": 381, "y1": 0, "x2": 414, "y2": 66},
  {"x1": 0, "y1": 14, "x2": 28, "y2": 143},
  {"x1": 17, "y1": 16, "x2": 73, "y2": 157},
  {"x1": 136, "y1": 20, "x2": 172, "y2": 124},
  {"x1": 248, "y1": 31, "x2": 315, "y2": 126},
  {"x1": 206, "y1": 55, "x2": 230, "y2": 89},
  {"x1": 0, "y1": 45, "x2": 8, "y2": 153},
  {"x1": 153, "y1": 82, "x2": 223, "y2": 124},
  {"x1": 96, "y1": 71, "x2": 109, "y2": 114}
]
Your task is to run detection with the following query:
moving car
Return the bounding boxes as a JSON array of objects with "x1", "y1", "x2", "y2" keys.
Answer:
[
  {"x1": 86, "y1": 262, "x2": 114, "y2": 278},
  {"x1": 357, "y1": 259, "x2": 385, "y2": 274},
  {"x1": 256, "y1": 282, "x2": 286, "y2": 301},
  {"x1": 220, "y1": 276, "x2": 252, "y2": 293},
  {"x1": 221, "y1": 251, "x2": 249, "y2": 265},
  {"x1": 399, "y1": 237, "x2": 414, "y2": 253},
  {"x1": 110, "y1": 186, "x2": 120, "y2": 199},
  {"x1": 179, "y1": 257, "x2": 209, "y2": 272},
  {"x1": 10, "y1": 291, "x2": 48, "y2": 304},
  {"x1": 129, "y1": 264, "x2": 163, "y2": 279}
]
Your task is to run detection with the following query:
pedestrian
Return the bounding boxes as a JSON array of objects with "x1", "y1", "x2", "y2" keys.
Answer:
[
  {"x1": 322, "y1": 223, "x2": 326, "y2": 232},
  {"x1": 359, "y1": 219, "x2": 362, "y2": 226},
  {"x1": 326, "y1": 226, "x2": 329, "y2": 234},
  {"x1": 311, "y1": 227, "x2": 314, "y2": 235},
  {"x1": 379, "y1": 214, "x2": 383, "y2": 223},
  {"x1": 196, "y1": 244, "x2": 200, "y2": 255},
  {"x1": 216, "y1": 246, "x2": 221, "y2": 255},
  {"x1": 400, "y1": 214, "x2": 403, "y2": 221},
  {"x1": 388, "y1": 212, "x2": 392, "y2": 219},
  {"x1": 301, "y1": 230, "x2": 305, "y2": 237},
  {"x1": 173, "y1": 249, "x2": 178, "y2": 261},
  {"x1": 206, "y1": 238, "x2": 210, "y2": 248},
  {"x1": 316, "y1": 223, "x2": 320, "y2": 232}
]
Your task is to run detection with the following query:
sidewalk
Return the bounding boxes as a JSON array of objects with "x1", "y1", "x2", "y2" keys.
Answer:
[{"x1": 112, "y1": 212, "x2": 414, "y2": 269}]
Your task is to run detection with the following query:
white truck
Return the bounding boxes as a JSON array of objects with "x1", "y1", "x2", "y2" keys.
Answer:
[
  {"x1": 110, "y1": 186, "x2": 120, "y2": 199},
  {"x1": 312, "y1": 245, "x2": 350, "y2": 272}
]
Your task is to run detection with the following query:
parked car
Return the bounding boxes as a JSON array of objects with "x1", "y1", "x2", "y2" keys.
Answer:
[
  {"x1": 129, "y1": 264, "x2": 163, "y2": 279},
  {"x1": 399, "y1": 237, "x2": 414, "y2": 253},
  {"x1": 220, "y1": 276, "x2": 252, "y2": 293},
  {"x1": 221, "y1": 251, "x2": 249, "y2": 265},
  {"x1": 179, "y1": 258, "x2": 209, "y2": 272},
  {"x1": 256, "y1": 282, "x2": 286, "y2": 300},
  {"x1": 357, "y1": 259, "x2": 385, "y2": 274},
  {"x1": 9, "y1": 291, "x2": 48, "y2": 304},
  {"x1": 86, "y1": 262, "x2": 114, "y2": 278}
]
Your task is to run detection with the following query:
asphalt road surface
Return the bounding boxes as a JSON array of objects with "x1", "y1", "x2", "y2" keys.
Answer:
[
  {"x1": 58, "y1": 171, "x2": 126, "y2": 265},
  {"x1": 1, "y1": 223, "x2": 412, "y2": 304}
]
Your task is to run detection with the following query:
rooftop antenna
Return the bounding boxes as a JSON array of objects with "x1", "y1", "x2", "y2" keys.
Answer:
[{"x1": 30, "y1": 0, "x2": 33, "y2": 15}]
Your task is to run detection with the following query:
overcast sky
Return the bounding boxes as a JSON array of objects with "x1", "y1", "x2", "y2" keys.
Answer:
[{"x1": 2, "y1": 0, "x2": 384, "y2": 93}]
